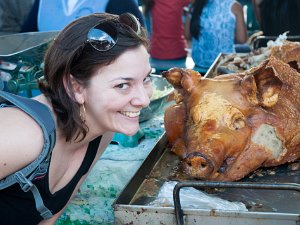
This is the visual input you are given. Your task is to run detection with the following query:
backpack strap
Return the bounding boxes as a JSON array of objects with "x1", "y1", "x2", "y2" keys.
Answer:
[{"x1": 0, "y1": 91, "x2": 56, "y2": 219}]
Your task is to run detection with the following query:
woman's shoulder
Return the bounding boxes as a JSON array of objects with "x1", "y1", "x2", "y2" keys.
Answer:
[{"x1": 0, "y1": 107, "x2": 44, "y2": 179}]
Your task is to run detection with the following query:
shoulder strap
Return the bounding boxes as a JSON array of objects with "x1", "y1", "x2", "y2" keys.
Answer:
[
  {"x1": 0, "y1": 90, "x2": 56, "y2": 219},
  {"x1": 0, "y1": 91, "x2": 56, "y2": 187}
]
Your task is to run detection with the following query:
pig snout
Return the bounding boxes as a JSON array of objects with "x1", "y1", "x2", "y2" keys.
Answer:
[{"x1": 182, "y1": 152, "x2": 214, "y2": 179}]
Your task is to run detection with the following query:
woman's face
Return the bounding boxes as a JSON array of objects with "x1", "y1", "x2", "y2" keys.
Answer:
[{"x1": 83, "y1": 45, "x2": 153, "y2": 136}]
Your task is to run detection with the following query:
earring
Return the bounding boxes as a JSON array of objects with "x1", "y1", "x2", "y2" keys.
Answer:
[{"x1": 80, "y1": 104, "x2": 86, "y2": 124}]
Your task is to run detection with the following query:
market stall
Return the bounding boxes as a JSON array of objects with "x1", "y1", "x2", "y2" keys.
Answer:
[
  {"x1": 1, "y1": 32, "x2": 300, "y2": 225},
  {"x1": 113, "y1": 38, "x2": 300, "y2": 225}
]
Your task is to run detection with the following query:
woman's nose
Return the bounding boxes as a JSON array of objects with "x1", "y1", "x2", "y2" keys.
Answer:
[{"x1": 131, "y1": 86, "x2": 151, "y2": 107}]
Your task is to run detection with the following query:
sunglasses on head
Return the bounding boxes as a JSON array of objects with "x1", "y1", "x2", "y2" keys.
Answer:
[{"x1": 86, "y1": 13, "x2": 142, "y2": 52}]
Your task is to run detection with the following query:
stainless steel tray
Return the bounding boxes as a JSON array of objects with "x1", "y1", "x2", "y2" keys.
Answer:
[
  {"x1": 113, "y1": 134, "x2": 300, "y2": 225},
  {"x1": 204, "y1": 51, "x2": 269, "y2": 79},
  {"x1": 0, "y1": 32, "x2": 58, "y2": 96},
  {"x1": 0, "y1": 31, "x2": 58, "y2": 64}
]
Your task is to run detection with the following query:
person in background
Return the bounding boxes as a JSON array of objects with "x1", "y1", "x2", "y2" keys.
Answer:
[
  {"x1": 252, "y1": 0, "x2": 300, "y2": 36},
  {"x1": 142, "y1": 0, "x2": 190, "y2": 60},
  {"x1": 238, "y1": 0, "x2": 260, "y2": 35},
  {"x1": 186, "y1": 0, "x2": 248, "y2": 70},
  {"x1": 0, "y1": 12, "x2": 152, "y2": 224},
  {"x1": 0, "y1": 0, "x2": 34, "y2": 36},
  {"x1": 21, "y1": 0, "x2": 145, "y2": 32}
]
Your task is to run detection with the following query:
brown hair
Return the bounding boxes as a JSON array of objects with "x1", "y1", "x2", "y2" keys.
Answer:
[{"x1": 39, "y1": 13, "x2": 148, "y2": 142}]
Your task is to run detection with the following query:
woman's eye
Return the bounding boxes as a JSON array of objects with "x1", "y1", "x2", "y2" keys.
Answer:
[
  {"x1": 143, "y1": 75, "x2": 152, "y2": 84},
  {"x1": 115, "y1": 83, "x2": 129, "y2": 90}
]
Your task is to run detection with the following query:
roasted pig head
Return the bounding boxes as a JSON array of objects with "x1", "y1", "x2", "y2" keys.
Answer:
[{"x1": 163, "y1": 57, "x2": 300, "y2": 181}]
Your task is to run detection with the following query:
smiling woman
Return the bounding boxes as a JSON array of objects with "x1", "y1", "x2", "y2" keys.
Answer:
[
  {"x1": 83, "y1": 45, "x2": 152, "y2": 136},
  {"x1": 0, "y1": 12, "x2": 151, "y2": 225}
]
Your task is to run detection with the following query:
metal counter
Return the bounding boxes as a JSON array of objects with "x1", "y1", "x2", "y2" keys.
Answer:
[{"x1": 113, "y1": 133, "x2": 300, "y2": 225}]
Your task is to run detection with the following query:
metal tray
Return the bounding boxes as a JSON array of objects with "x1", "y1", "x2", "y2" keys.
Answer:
[
  {"x1": 113, "y1": 133, "x2": 300, "y2": 225},
  {"x1": 203, "y1": 53, "x2": 223, "y2": 78},
  {"x1": 0, "y1": 31, "x2": 58, "y2": 96},
  {"x1": 204, "y1": 51, "x2": 270, "y2": 79},
  {"x1": 0, "y1": 31, "x2": 58, "y2": 64}
]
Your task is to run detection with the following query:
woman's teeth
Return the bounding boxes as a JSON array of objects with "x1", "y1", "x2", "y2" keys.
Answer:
[{"x1": 120, "y1": 111, "x2": 140, "y2": 118}]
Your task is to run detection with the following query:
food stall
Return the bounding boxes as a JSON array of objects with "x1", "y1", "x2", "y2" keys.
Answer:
[
  {"x1": 113, "y1": 39, "x2": 300, "y2": 225},
  {"x1": 1, "y1": 32, "x2": 300, "y2": 225}
]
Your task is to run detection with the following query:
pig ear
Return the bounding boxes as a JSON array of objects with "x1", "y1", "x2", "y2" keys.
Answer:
[
  {"x1": 162, "y1": 68, "x2": 184, "y2": 89},
  {"x1": 162, "y1": 68, "x2": 201, "y2": 93},
  {"x1": 181, "y1": 69, "x2": 201, "y2": 93},
  {"x1": 241, "y1": 67, "x2": 283, "y2": 107},
  {"x1": 254, "y1": 67, "x2": 283, "y2": 107}
]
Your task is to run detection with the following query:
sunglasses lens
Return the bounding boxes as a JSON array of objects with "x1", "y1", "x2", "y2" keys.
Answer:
[
  {"x1": 87, "y1": 22, "x2": 118, "y2": 51},
  {"x1": 119, "y1": 13, "x2": 141, "y2": 35}
]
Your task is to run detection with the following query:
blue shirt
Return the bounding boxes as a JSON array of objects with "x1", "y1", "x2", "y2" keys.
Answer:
[
  {"x1": 191, "y1": 0, "x2": 235, "y2": 68},
  {"x1": 21, "y1": 0, "x2": 144, "y2": 32}
]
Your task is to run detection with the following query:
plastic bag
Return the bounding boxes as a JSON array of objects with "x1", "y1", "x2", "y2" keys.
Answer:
[
  {"x1": 148, "y1": 181, "x2": 248, "y2": 211},
  {"x1": 267, "y1": 31, "x2": 289, "y2": 47}
]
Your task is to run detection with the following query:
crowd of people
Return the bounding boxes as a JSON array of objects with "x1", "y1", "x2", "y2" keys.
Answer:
[
  {"x1": 0, "y1": 0, "x2": 300, "y2": 224},
  {"x1": 1, "y1": 0, "x2": 299, "y2": 62}
]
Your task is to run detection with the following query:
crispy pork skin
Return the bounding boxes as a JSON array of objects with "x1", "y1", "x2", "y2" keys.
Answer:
[{"x1": 163, "y1": 57, "x2": 300, "y2": 181}]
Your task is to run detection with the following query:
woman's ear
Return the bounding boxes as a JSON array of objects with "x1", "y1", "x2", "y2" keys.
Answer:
[{"x1": 63, "y1": 74, "x2": 85, "y2": 104}]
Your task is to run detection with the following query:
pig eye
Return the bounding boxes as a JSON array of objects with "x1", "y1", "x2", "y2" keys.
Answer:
[{"x1": 231, "y1": 117, "x2": 245, "y2": 130}]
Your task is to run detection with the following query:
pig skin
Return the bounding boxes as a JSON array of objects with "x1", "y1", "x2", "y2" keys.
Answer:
[{"x1": 163, "y1": 57, "x2": 300, "y2": 181}]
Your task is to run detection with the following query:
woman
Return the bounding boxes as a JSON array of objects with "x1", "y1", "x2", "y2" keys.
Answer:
[
  {"x1": 0, "y1": 12, "x2": 152, "y2": 224},
  {"x1": 186, "y1": 0, "x2": 248, "y2": 69}
]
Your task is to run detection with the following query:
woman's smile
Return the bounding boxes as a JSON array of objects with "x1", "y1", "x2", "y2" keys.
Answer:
[{"x1": 119, "y1": 110, "x2": 141, "y2": 118}]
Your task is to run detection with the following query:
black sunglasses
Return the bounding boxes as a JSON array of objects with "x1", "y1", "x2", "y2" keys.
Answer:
[{"x1": 86, "y1": 13, "x2": 142, "y2": 52}]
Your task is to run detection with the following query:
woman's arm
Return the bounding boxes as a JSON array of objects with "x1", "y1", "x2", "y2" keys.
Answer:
[
  {"x1": 0, "y1": 107, "x2": 44, "y2": 179},
  {"x1": 232, "y1": 1, "x2": 248, "y2": 44}
]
